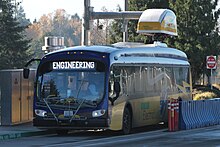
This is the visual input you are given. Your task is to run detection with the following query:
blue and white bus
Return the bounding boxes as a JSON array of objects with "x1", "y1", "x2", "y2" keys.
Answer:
[{"x1": 24, "y1": 41, "x2": 192, "y2": 134}]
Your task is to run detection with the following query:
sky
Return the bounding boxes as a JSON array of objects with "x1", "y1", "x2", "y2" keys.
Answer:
[{"x1": 21, "y1": 0, "x2": 125, "y2": 22}]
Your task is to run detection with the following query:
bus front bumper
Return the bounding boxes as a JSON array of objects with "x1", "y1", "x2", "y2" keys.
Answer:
[{"x1": 33, "y1": 117, "x2": 109, "y2": 129}]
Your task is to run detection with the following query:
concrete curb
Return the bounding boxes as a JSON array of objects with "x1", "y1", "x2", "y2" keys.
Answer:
[{"x1": 0, "y1": 130, "x2": 55, "y2": 141}]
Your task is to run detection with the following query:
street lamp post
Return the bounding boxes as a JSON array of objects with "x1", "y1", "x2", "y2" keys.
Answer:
[{"x1": 0, "y1": 0, "x2": 2, "y2": 13}]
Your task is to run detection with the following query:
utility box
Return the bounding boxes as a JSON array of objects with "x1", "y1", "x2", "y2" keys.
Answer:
[{"x1": 0, "y1": 69, "x2": 35, "y2": 125}]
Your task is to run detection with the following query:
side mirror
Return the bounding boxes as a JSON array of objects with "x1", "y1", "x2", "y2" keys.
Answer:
[
  {"x1": 23, "y1": 68, "x2": 30, "y2": 79},
  {"x1": 34, "y1": 82, "x2": 37, "y2": 88},
  {"x1": 114, "y1": 82, "x2": 121, "y2": 93}
]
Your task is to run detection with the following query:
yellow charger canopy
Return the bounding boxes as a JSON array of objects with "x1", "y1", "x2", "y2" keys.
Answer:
[{"x1": 137, "y1": 9, "x2": 177, "y2": 36}]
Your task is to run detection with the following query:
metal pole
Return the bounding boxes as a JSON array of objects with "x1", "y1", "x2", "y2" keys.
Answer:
[
  {"x1": 211, "y1": 69, "x2": 213, "y2": 90},
  {"x1": 123, "y1": 0, "x2": 128, "y2": 42},
  {"x1": 91, "y1": 11, "x2": 142, "y2": 20},
  {"x1": 0, "y1": 0, "x2": 2, "y2": 7},
  {"x1": 82, "y1": 0, "x2": 90, "y2": 46}
]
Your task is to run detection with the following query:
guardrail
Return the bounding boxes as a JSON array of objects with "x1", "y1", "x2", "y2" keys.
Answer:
[{"x1": 179, "y1": 99, "x2": 220, "y2": 130}]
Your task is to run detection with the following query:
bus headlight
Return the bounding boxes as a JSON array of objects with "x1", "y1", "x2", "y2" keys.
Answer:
[
  {"x1": 35, "y1": 109, "x2": 47, "y2": 117},
  {"x1": 92, "y1": 109, "x2": 105, "y2": 117}
]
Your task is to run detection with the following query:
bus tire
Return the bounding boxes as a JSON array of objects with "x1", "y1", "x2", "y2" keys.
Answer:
[
  {"x1": 122, "y1": 107, "x2": 132, "y2": 135},
  {"x1": 56, "y1": 129, "x2": 68, "y2": 135}
]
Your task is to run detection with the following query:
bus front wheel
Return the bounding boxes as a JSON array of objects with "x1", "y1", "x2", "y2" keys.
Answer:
[{"x1": 122, "y1": 107, "x2": 132, "y2": 135}]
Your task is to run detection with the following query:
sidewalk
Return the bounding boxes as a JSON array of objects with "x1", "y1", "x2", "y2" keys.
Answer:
[{"x1": 0, "y1": 122, "x2": 54, "y2": 141}]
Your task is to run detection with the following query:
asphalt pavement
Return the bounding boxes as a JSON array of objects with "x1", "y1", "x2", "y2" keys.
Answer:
[
  {"x1": 0, "y1": 122, "x2": 54, "y2": 141},
  {"x1": 1, "y1": 121, "x2": 220, "y2": 144}
]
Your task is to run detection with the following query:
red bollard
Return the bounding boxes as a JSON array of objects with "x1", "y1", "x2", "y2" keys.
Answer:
[
  {"x1": 168, "y1": 99, "x2": 172, "y2": 131},
  {"x1": 171, "y1": 99, "x2": 175, "y2": 131},
  {"x1": 174, "y1": 99, "x2": 179, "y2": 131},
  {"x1": 168, "y1": 98, "x2": 175, "y2": 132},
  {"x1": 168, "y1": 98, "x2": 179, "y2": 132}
]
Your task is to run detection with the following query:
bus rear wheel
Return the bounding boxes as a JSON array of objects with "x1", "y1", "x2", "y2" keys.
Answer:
[{"x1": 122, "y1": 107, "x2": 132, "y2": 135}]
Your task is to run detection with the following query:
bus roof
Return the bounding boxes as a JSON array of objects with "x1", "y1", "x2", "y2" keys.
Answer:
[
  {"x1": 46, "y1": 45, "x2": 117, "y2": 54},
  {"x1": 44, "y1": 42, "x2": 189, "y2": 66}
]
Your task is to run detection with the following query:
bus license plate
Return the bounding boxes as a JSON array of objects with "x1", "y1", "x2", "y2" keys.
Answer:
[{"x1": 64, "y1": 111, "x2": 73, "y2": 117}]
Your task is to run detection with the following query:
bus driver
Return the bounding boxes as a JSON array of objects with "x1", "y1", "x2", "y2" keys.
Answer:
[{"x1": 88, "y1": 83, "x2": 99, "y2": 96}]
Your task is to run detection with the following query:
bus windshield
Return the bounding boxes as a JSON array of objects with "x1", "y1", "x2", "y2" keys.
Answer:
[{"x1": 37, "y1": 70, "x2": 105, "y2": 107}]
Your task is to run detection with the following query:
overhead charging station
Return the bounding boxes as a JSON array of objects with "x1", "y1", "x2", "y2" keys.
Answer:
[{"x1": 137, "y1": 9, "x2": 177, "y2": 36}]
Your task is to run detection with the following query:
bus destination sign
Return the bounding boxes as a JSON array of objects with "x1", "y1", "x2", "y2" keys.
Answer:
[{"x1": 53, "y1": 61, "x2": 95, "y2": 70}]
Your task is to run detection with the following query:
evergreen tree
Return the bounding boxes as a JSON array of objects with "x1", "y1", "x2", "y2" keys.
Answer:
[
  {"x1": 16, "y1": 4, "x2": 31, "y2": 27},
  {"x1": 167, "y1": 0, "x2": 220, "y2": 84},
  {"x1": 109, "y1": 5, "x2": 123, "y2": 44},
  {"x1": 0, "y1": 0, "x2": 31, "y2": 69}
]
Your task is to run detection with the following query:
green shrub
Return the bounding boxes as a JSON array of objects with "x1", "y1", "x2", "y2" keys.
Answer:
[{"x1": 193, "y1": 92, "x2": 217, "y2": 100}]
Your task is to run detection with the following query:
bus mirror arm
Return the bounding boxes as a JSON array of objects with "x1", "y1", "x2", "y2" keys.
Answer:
[
  {"x1": 23, "y1": 58, "x2": 41, "y2": 79},
  {"x1": 34, "y1": 82, "x2": 37, "y2": 88}
]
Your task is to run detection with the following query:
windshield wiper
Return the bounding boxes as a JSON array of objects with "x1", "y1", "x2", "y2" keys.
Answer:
[
  {"x1": 70, "y1": 98, "x2": 86, "y2": 122},
  {"x1": 43, "y1": 98, "x2": 59, "y2": 123}
]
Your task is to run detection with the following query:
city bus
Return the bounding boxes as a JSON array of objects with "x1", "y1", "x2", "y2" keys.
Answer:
[{"x1": 24, "y1": 41, "x2": 192, "y2": 135}]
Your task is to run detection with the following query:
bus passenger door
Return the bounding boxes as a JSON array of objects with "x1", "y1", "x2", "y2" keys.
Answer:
[{"x1": 108, "y1": 66, "x2": 126, "y2": 131}]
